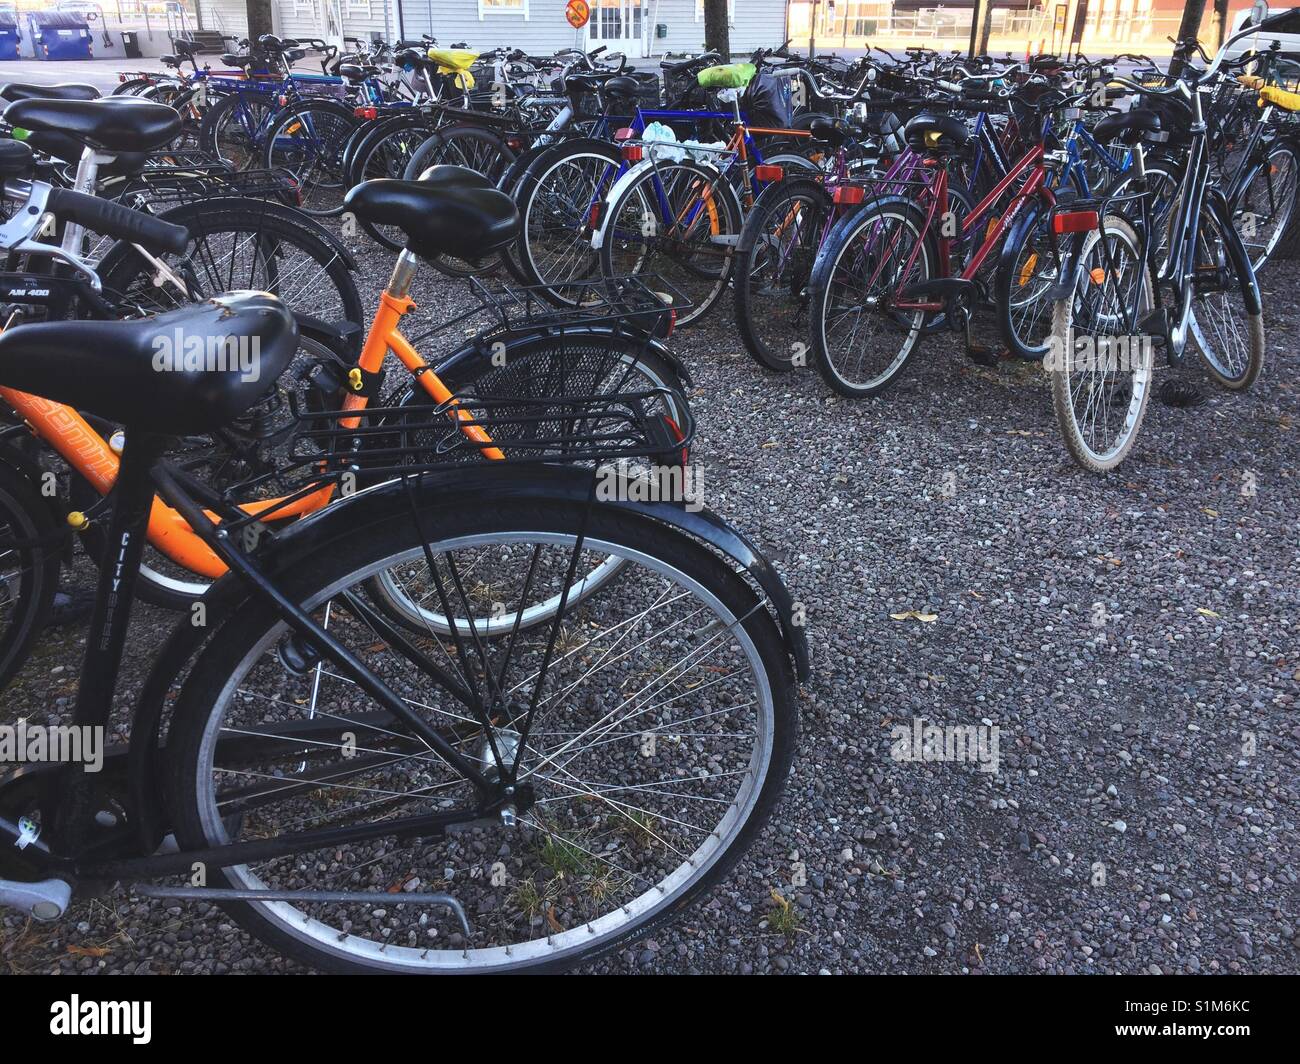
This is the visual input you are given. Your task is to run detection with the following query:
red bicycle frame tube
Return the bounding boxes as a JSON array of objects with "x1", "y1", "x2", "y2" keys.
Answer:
[{"x1": 893, "y1": 143, "x2": 1055, "y2": 313}]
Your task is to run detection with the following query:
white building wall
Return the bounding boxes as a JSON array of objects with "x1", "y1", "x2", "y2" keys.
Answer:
[{"x1": 190, "y1": 1, "x2": 788, "y2": 58}]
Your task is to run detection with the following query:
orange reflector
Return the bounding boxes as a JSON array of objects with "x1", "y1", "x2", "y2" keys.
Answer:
[
  {"x1": 754, "y1": 164, "x2": 784, "y2": 182},
  {"x1": 1018, "y1": 252, "x2": 1039, "y2": 287},
  {"x1": 1052, "y1": 209, "x2": 1100, "y2": 234},
  {"x1": 832, "y1": 185, "x2": 865, "y2": 205},
  {"x1": 1089, "y1": 267, "x2": 1107, "y2": 284}
]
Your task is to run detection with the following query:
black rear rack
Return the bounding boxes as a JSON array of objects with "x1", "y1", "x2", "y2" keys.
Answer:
[
  {"x1": 405, "y1": 273, "x2": 690, "y2": 349},
  {"x1": 207, "y1": 387, "x2": 694, "y2": 534}
]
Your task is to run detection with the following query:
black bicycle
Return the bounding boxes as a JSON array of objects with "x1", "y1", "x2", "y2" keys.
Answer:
[
  {"x1": 1046, "y1": 28, "x2": 1267, "y2": 472},
  {"x1": 0, "y1": 195, "x2": 806, "y2": 977}
]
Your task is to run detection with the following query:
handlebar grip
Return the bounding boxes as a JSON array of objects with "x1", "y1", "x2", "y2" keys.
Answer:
[{"x1": 45, "y1": 188, "x2": 190, "y2": 256}]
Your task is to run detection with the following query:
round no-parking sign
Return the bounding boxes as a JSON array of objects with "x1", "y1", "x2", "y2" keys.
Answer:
[{"x1": 566, "y1": 0, "x2": 591, "y2": 30}]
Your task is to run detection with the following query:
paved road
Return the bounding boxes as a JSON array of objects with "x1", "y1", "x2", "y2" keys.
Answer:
[{"x1": 0, "y1": 58, "x2": 172, "y2": 94}]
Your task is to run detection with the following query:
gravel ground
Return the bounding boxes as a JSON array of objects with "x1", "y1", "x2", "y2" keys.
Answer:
[{"x1": 2, "y1": 230, "x2": 1297, "y2": 976}]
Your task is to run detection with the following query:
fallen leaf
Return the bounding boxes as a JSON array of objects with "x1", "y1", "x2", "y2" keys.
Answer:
[
  {"x1": 545, "y1": 906, "x2": 565, "y2": 934},
  {"x1": 1200, "y1": 508, "x2": 1219, "y2": 518},
  {"x1": 66, "y1": 945, "x2": 109, "y2": 958},
  {"x1": 890, "y1": 611, "x2": 938, "y2": 623},
  {"x1": 1196, "y1": 608, "x2": 1220, "y2": 619}
]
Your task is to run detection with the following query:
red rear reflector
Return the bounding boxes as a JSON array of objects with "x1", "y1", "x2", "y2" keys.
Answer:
[
  {"x1": 832, "y1": 185, "x2": 865, "y2": 205},
  {"x1": 622, "y1": 144, "x2": 644, "y2": 162},
  {"x1": 754, "y1": 164, "x2": 784, "y2": 182},
  {"x1": 354, "y1": 106, "x2": 378, "y2": 120},
  {"x1": 614, "y1": 127, "x2": 635, "y2": 141},
  {"x1": 588, "y1": 202, "x2": 603, "y2": 228},
  {"x1": 277, "y1": 94, "x2": 289, "y2": 107},
  {"x1": 507, "y1": 136, "x2": 523, "y2": 150},
  {"x1": 1052, "y1": 209, "x2": 1099, "y2": 234}
]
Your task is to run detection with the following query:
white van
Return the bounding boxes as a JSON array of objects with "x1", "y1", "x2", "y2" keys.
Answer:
[{"x1": 1222, "y1": 7, "x2": 1300, "y2": 62}]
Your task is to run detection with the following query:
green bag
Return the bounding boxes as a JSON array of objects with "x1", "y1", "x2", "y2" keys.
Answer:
[{"x1": 697, "y1": 62, "x2": 756, "y2": 90}]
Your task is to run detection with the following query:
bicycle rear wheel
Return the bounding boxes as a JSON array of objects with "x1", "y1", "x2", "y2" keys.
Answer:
[
  {"x1": 734, "y1": 176, "x2": 832, "y2": 372},
  {"x1": 166, "y1": 496, "x2": 797, "y2": 973},
  {"x1": 0, "y1": 458, "x2": 59, "y2": 690},
  {"x1": 598, "y1": 160, "x2": 742, "y2": 328},
  {"x1": 1047, "y1": 215, "x2": 1155, "y2": 472},
  {"x1": 513, "y1": 140, "x2": 623, "y2": 303}
]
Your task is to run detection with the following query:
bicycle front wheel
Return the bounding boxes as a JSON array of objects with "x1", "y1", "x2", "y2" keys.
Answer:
[
  {"x1": 807, "y1": 196, "x2": 934, "y2": 397},
  {"x1": 734, "y1": 176, "x2": 833, "y2": 372},
  {"x1": 1188, "y1": 202, "x2": 1266, "y2": 391},
  {"x1": 166, "y1": 495, "x2": 797, "y2": 973}
]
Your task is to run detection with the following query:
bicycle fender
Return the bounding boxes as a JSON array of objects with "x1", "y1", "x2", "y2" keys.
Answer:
[
  {"x1": 430, "y1": 328, "x2": 693, "y2": 389},
  {"x1": 590, "y1": 156, "x2": 730, "y2": 252},
  {"x1": 1205, "y1": 185, "x2": 1264, "y2": 316},
  {"x1": 1044, "y1": 230, "x2": 1092, "y2": 302},
  {"x1": 127, "y1": 465, "x2": 809, "y2": 834}
]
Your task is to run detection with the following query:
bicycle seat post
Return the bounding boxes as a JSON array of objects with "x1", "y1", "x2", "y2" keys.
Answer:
[{"x1": 55, "y1": 428, "x2": 169, "y2": 850}]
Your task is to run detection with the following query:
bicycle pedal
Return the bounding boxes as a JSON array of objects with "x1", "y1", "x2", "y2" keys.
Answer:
[{"x1": 0, "y1": 876, "x2": 71, "y2": 922}]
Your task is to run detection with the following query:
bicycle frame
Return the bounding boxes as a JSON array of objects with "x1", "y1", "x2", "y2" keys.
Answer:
[
  {"x1": 894, "y1": 142, "x2": 1053, "y2": 314},
  {"x1": 0, "y1": 248, "x2": 500, "y2": 581}
]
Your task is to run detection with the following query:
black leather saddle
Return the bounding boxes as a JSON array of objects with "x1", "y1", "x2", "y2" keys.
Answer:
[
  {"x1": 343, "y1": 165, "x2": 519, "y2": 262},
  {"x1": 904, "y1": 113, "x2": 971, "y2": 154},
  {"x1": 0, "y1": 82, "x2": 101, "y2": 103},
  {"x1": 0, "y1": 293, "x2": 299, "y2": 436},
  {"x1": 3, "y1": 97, "x2": 181, "y2": 154},
  {"x1": 339, "y1": 63, "x2": 381, "y2": 81},
  {"x1": 565, "y1": 72, "x2": 635, "y2": 95},
  {"x1": 809, "y1": 116, "x2": 851, "y2": 148},
  {"x1": 1093, "y1": 108, "x2": 1161, "y2": 145}
]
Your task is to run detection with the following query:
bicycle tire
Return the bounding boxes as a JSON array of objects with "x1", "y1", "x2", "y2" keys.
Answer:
[
  {"x1": 165, "y1": 495, "x2": 797, "y2": 973},
  {"x1": 0, "y1": 455, "x2": 59, "y2": 691}
]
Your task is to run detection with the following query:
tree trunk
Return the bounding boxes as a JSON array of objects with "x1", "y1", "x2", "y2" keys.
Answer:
[
  {"x1": 246, "y1": 0, "x2": 274, "y2": 45},
  {"x1": 1168, "y1": 0, "x2": 1209, "y2": 77},
  {"x1": 703, "y1": 0, "x2": 731, "y2": 59},
  {"x1": 1213, "y1": 0, "x2": 1230, "y2": 48}
]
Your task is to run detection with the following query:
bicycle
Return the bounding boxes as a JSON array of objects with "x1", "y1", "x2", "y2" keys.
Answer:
[{"x1": 1044, "y1": 30, "x2": 1267, "y2": 471}]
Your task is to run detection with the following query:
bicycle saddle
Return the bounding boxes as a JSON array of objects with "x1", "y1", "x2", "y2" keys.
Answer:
[
  {"x1": 0, "y1": 82, "x2": 101, "y2": 103},
  {"x1": 339, "y1": 63, "x2": 380, "y2": 80},
  {"x1": 809, "y1": 115, "x2": 852, "y2": 147},
  {"x1": 0, "y1": 139, "x2": 33, "y2": 179},
  {"x1": 343, "y1": 165, "x2": 519, "y2": 262},
  {"x1": 564, "y1": 71, "x2": 628, "y2": 93},
  {"x1": 904, "y1": 113, "x2": 971, "y2": 153},
  {"x1": 173, "y1": 39, "x2": 204, "y2": 57},
  {"x1": 1093, "y1": 108, "x2": 1161, "y2": 145},
  {"x1": 0, "y1": 293, "x2": 299, "y2": 436},
  {"x1": 3, "y1": 97, "x2": 181, "y2": 154}
]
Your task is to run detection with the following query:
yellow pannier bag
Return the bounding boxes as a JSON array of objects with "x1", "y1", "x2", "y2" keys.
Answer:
[
  {"x1": 428, "y1": 48, "x2": 478, "y2": 90},
  {"x1": 1258, "y1": 83, "x2": 1300, "y2": 112}
]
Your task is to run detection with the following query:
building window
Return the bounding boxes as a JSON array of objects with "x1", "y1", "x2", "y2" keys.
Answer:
[
  {"x1": 347, "y1": 0, "x2": 371, "y2": 14},
  {"x1": 695, "y1": 0, "x2": 737, "y2": 23},
  {"x1": 293, "y1": 0, "x2": 315, "y2": 15},
  {"x1": 479, "y1": 0, "x2": 529, "y2": 18}
]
